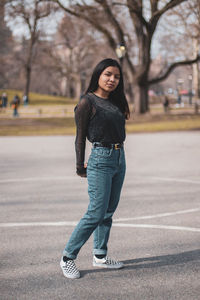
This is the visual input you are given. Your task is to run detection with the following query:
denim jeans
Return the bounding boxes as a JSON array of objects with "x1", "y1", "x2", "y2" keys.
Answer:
[{"x1": 63, "y1": 145, "x2": 126, "y2": 259}]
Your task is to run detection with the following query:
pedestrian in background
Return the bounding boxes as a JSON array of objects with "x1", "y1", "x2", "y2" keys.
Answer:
[
  {"x1": 23, "y1": 94, "x2": 29, "y2": 106},
  {"x1": 163, "y1": 95, "x2": 169, "y2": 113},
  {"x1": 60, "y1": 58, "x2": 130, "y2": 279},
  {"x1": 11, "y1": 94, "x2": 20, "y2": 117},
  {"x1": 1, "y1": 92, "x2": 8, "y2": 108}
]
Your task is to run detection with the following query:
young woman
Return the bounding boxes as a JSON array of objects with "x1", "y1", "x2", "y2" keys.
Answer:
[{"x1": 60, "y1": 58, "x2": 130, "y2": 279}]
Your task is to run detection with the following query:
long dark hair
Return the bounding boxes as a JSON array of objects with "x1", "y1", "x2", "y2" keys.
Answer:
[{"x1": 85, "y1": 58, "x2": 130, "y2": 119}]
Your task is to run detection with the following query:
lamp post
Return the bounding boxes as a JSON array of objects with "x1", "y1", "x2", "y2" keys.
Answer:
[
  {"x1": 115, "y1": 44, "x2": 126, "y2": 67},
  {"x1": 188, "y1": 74, "x2": 193, "y2": 105}
]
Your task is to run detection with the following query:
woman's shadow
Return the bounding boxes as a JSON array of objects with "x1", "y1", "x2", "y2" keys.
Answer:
[{"x1": 81, "y1": 249, "x2": 200, "y2": 277}]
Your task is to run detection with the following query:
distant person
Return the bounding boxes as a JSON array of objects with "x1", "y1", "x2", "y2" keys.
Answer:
[
  {"x1": 11, "y1": 94, "x2": 20, "y2": 117},
  {"x1": 188, "y1": 90, "x2": 192, "y2": 105},
  {"x1": 163, "y1": 96, "x2": 169, "y2": 113},
  {"x1": 23, "y1": 94, "x2": 29, "y2": 106},
  {"x1": 177, "y1": 94, "x2": 181, "y2": 105},
  {"x1": 60, "y1": 58, "x2": 130, "y2": 279},
  {"x1": 1, "y1": 93, "x2": 8, "y2": 108}
]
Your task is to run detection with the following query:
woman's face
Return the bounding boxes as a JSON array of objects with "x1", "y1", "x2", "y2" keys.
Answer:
[{"x1": 98, "y1": 66, "x2": 120, "y2": 94}]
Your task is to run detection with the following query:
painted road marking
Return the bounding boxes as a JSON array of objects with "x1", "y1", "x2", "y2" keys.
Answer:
[
  {"x1": 114, "y1": 208, "x2": 200, "y2": 222},
  {"x1": 0, "y1": 176, "x2": 74, "y2": 183},
  {"x1": 0, "y1": 176, "x2": 199, "y2": 184},
  {"x1": 113, "y1": 223, "x2": 200, "y2": 232},
  {"x1": 0, "y1": 221, "x2": 200, "y2": 232},
  {"x1": 0, "y1": 221, "x2": 78, "y2": 227},
  {"x1": 147, "y1": 176, "x2": 200, "y2": 185}
]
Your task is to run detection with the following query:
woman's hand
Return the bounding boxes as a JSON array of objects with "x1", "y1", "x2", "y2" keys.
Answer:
[
  {"x1": 78, "y1": 170, "x2": 87, "y2": 177},
  {"x1": 76, "y1": 163, "x2": 87, "y2": 177}
]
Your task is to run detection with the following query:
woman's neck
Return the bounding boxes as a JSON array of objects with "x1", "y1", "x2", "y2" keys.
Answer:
[{"x1": 93, "y1": 89, "x2": 109, "y2": 99}]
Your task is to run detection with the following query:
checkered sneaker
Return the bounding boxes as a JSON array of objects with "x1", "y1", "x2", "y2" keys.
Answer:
[
  {"x1": 60, "y1": 258, "x2": 80, "y2": 279},
  {"x1": 93, "y1": 256, "x2": 124, "y2": 269}
]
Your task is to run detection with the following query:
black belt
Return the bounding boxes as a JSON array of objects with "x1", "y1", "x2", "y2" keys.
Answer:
[{"x1": 93, "y1": 142, "x2": 123, "y2": 150}]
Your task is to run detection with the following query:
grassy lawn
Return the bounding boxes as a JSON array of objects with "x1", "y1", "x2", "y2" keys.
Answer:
[
  {"x1": 126, "y1": 116, "x2": 200, "y2": 133},
  {"x1": 0, "y1": 89, "x2": 199, "y2": 136},
  {"x1": 0, "y1": 118, "x2": 76, "y2": 136},
  {"x1": 0, "y1": 89, "x2": 76, "y2": 105},
  {"x1": 0, "y1": 114, "x2": 199, "y2": 136}
]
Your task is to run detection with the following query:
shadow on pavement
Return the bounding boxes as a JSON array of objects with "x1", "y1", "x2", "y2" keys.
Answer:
[
  {"x1": 80, "y1": 249, "x2": 200, "y2": 277},
  {"x1": 123, "y1": 249, "x2": 200, "y2": 269}
]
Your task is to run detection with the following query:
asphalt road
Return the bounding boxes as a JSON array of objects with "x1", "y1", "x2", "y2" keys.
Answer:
[{"x1": 0, "y1": 132, "x2": 200, "y2": 300}]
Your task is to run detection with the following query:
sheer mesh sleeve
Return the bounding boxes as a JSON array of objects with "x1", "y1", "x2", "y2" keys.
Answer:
[{"x1": 74, "y1": 97, "x2": 92, "y2": 174}]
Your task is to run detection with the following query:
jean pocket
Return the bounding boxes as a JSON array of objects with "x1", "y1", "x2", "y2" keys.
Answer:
[{"x1": 92, "y1": 147, "x2": 113, "y2": 158}]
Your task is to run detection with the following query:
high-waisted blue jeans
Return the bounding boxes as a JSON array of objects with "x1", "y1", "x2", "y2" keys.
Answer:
[{"x1": 63, "y1": 145, "x2": 126, "y2": 259}]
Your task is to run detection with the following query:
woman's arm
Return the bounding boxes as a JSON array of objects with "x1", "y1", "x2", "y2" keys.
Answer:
[{"x1": 74, "y1": 97, "x2": 92, "y2": 177}]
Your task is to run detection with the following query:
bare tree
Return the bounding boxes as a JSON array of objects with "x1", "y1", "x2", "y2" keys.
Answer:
[
  {"x1": 6, "y1": 0, "x2": 56, "y2": 97},
  {"x1": 42, "y1": 14, "x2": 113, "y2": 98},
  {"x1": 46, "y1": 0, "x2": 200, "y2": 114},
  {"x1": 169, "y1": 0, "x2": 200, "y2": 98},
  {"x1": 0, "y1": 0, "x2": 14, "y2": 88}
]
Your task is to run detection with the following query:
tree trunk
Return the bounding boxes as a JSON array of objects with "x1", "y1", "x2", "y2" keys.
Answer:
[
  {"x1": 133, "y1": 82, "x2": 149, "y2": 114},
  {"x1": 75, "y1": 77, "x2": 81, "y2": 99},
  {"x1": 198, "y1": 61, "x2": 200, "y2": 98},
  {"x1": 24, "y1": 64, "x2": 31, "y2": 97},
  {"x1": 24, "y1": 37, "x2": 34, "y2": 98}
]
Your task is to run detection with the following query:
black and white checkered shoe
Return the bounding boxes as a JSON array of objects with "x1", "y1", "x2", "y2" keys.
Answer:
[
  {"x1": 93, "y1": 256, "x2": 124, "y2": 269},
  {"x1": 60, "y1": 257, "x2": 80, "y2": 279}
]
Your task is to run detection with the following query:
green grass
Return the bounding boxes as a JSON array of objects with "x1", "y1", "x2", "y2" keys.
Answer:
[
  {"x1": 0, "y1": 89, "x2": 200, "y2": 135},
  {"x1": 0, "y1": 89, "x2": 77, "y2": 105},
  {"x1": 0, "y1": 115, "x2": 200, "y2": 136},
  {"x1": 126, "y1": 117, "x2": 200, "y2": 133},
  {"x1": 0, "y1": 118, "x2": 76, "y2": 136}
]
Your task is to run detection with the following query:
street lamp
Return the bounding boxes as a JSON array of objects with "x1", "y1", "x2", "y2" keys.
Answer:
[
  {"x1": 115, "y1": 44, "x2": 126, "y2": 67},
  {"x1": 188, "y1": 74, "x2": 193, "y2": 105}
]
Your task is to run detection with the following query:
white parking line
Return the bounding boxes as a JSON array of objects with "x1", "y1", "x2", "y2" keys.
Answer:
[
  {"x1": 0, "y1": 221, "x2": 78, "y2": 227},
  {"x1": 0, "y1": 176, "x2": 74, "y2": 183},
  {"x1": 148, "y1": 176, "x2": 200, "y2": 185},
  {"x1": 0, "y1": 221, "x2": 200, "y2": 232},
  {"x1": 113, "y1": 223, "x2": 200, "y2": 232},
  {"x1": 114, "y1": 208, "x2": 200, "y2": 222},
  {"x1": 0, "y1": 175, "x2": 200, "y2": 184}
]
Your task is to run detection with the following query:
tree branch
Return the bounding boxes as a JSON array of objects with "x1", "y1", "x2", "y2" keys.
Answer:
[
  {"x1": 150, "y1": 0, "x2": 158, "y2": 15},
  {"x1": 94, "y1": 0, "x2": 135, "y2": 73},
  {"x1": 112, "y1": 1, "x2": 149, "y2": 29},
  {"x1": 148, "y1": 55, "x2": 200, "y2": 85},
  {"x1": 151, "y1": 0, "x2": 188, "y2": 22},
  {"x1": 96, "y1": 0, "x2": 124, "y2": 42},
  {"x1": 47, "y1": 0, "x2": 137, "y2": 73}
]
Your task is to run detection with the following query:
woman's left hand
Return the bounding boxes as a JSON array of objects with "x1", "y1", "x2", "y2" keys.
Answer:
[{"x1": 76, "y1": 165, "x2": 87, "y2": 177}]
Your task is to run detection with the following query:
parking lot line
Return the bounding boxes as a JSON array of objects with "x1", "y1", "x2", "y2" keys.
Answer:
[
  {"x1": 147, "y1": 176, "x2": 200, "y2": 184},
  {"x1": 0, "y1": 175, "x2": 200, "y2": 184},
  {"x1": 0, "y1": 176, "x2": 73, "y2": 183},
  {"x1": 0, "y1": 221, "x2": 200, "y2": 233},
  {"x1": 114, "y1": 208, "x2": 200, "y2": 222},
  {"x1": 113, "y1": 223, "x2": 200, "y2": 232}
]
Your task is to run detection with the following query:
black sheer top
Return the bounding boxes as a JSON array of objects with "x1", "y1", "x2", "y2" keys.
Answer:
[{"x1": 74, "y1": 93, "x2": 126, "y2": 173}]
